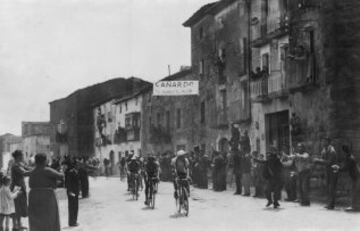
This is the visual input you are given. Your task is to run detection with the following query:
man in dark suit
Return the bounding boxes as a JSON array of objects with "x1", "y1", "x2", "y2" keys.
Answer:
[{"x1": 65, "y1": 157, "x2": 80, "y2": 227}]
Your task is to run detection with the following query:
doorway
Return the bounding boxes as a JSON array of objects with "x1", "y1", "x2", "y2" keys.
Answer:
[{"x1": 265, "y1": 110, "x2": 290, "y2": 153}]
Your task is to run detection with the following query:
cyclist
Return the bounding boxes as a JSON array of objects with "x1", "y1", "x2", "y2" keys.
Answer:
[
  {"x1": 126, "y1": 152, "x2": 133, "y2": 191},
  {"x1": 171, "y1": 150, "x2": 191, "y2": 199},
  {"x1": 127, "y1": 154, "x2": 141, "y2": 196},
  {"x1": 144, "y1": 155, "x2": 160, "y2": 206}
]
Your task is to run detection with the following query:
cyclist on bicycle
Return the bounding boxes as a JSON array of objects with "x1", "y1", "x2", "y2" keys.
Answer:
[
  {"x1": 127, "y1": 154, "x2": 142, "y2": 196},
  {"x1": 171, "y1": 150, "x2": 190, "y2": 199},
  {"x1": 144, "y1": 155, "x2": 160, "y2": 206}
]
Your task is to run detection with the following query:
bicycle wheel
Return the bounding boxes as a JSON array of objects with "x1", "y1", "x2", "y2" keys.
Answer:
[
  {"x1": 177, "y1": 188, "x2": 182, "y2": 214},
  {"x1": 135, "y1": 178, "x2": 139, "y2": 200},
  {"x1": 151, "y1": 183, "x2": 156, "y2": 209},
  {"x1": 183, "y1": 187, "x2": 189, "y2": 216}
]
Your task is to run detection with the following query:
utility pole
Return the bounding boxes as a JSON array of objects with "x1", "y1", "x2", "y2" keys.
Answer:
[{"x1": 168, "y1": 65, "x2": 171, "y2": 76}]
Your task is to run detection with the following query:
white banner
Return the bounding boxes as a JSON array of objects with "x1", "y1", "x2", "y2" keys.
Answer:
[{"x1": 153, "y1": 81, "x2": 199, "y2": 96}]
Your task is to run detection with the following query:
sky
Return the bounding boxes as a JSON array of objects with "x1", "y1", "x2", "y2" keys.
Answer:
[{"x1": 0, "y1": 0, "x2": 214, "y2": 135}]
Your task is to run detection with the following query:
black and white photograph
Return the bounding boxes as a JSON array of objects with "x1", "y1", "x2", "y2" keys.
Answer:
[{"x1": 0, "y1": 0, "x2": 360, "y2": 230}]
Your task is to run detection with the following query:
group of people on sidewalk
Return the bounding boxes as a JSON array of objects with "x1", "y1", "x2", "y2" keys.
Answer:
[
  {"x1": 0, "y1": 150, "x2": 98, "y2": 231},
  {"x1": 210, "y1": 136, "x2": 360, "y2": 211},
  {"x1": 154, "y1": 131, "x2": 360, "y2": 212}
]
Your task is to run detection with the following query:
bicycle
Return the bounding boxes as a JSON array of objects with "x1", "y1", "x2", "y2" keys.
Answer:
[
  {"x1": 130, "y1": 173, "x2": 139, "y2": 200},
  {"x1": 176, "y1": 178, "x2": 189, "y2": 216},
  {"x1": 148, "y1": 177, "x2": 159, "y2": 209}
]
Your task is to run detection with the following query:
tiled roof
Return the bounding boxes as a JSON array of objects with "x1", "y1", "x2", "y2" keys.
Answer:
[
  {"x1": 183, "y1": 0, "x2": 239, "y2": 27},
  {"x1": 183, "y1": 2, "x2": 218, "y2": 27}
]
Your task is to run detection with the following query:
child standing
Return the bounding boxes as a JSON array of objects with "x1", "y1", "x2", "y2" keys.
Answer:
[{"x1": 0, "y1": 176, "x2": 21, "y2": 231}]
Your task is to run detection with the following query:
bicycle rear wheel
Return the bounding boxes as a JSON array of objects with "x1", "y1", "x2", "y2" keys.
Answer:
[
  {"x1": 177, "y1": 189, "x2": 182, "y2": 214},
  {"x1": 151, "y1": 191, "x2": 156, "y2": 209},
  {"x1": 135, "y1": 178, "x2": 139, "y2": 200},
  {"x1": 183, "y1": 187, "x2": 189, "y2": 216}
]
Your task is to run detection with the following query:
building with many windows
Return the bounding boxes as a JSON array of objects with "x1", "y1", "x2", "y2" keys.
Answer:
[
  {"x1": 250, "y1": 0, "x2": 291, "y2": 155},
  {"x1": 183, "y1": 0, "x2": 251, "y2": 156},
  {"x1": 141, "y1": 68, "x2": 199, "y2": 156},
  {"x1": 49, "y1": 77, "x2": 150, "y2": 158},
  {"x1": 93, "y1": 85, "x2": 150, "y2": 173}
]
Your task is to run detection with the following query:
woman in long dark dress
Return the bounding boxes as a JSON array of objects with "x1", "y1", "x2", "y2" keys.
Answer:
[
  {"x1": 11, "y1": 150, "x2": 31, "y2": 230},
  {"x1": 28, "y1": 153, "x2": 64, "y2": 231}
]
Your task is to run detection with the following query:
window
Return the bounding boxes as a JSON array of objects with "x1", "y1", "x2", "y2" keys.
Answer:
[
  {"x1": 308, "y1": 29, "x2": 317, "y2": 82},
  {"x1": 309, "y1": 30, "x2": 315, "y2": 53},
  {"x1": 135, "y1": 96, "x2": 138, "y2": 105},
  {"x1": 262, "y1": 0, "x2": 269, "y2": 18},
  {"x1": 280, "y1": 0, "x2": 288, "y2": 15},
  {"x1": 199, "y1": 59, "x2": 205, "y2": 75},
  {"x1": 261, "y1": 53, "x2": 270, "y2": 74},
  {"x1": 242, "y1": 38, "x2": 248, "y2": 74},
  {"x1": 119, "y1": 104, "x2": 122, "y2": 114},
  {"x1": 200, "y1": 101, "x2": 206, "y2": 124},
  {"x1": 125, "y1": 102, "x2": 128, "y2": 111},
  {"x1": 176, "y1": 109, "x2": 181, "y2": 129},
  {"x1": 166, "y1": 110, "x2": 170, "y2": 131},
  {"x1": 199, "y1": 27, "x2": 204, "y2": 40},
  {"x1": 261, "y1": 0, "x2": 269, "y2": 35},
  {"x1": 125, "y1": 117, "x2": 131, "y2": 128}
]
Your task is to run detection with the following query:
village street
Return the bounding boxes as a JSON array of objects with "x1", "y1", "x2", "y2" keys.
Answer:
[{"x1": 43, "y1": 177, "x2": 360, "y2": 231}]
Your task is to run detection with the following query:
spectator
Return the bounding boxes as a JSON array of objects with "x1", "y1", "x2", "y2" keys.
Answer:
[
  {"x1": 11, "y1": 150, "x2": 31, "y2": 230},
  {"x1": 78, "y1": 157, "x2": 89, "y2": 198},
  {"x1": 251, "y1": 151, "x2": 264, "y2": 197},
  {"x1": 64, "y1": 157, "x2": 80, "y2": 227},
  {"x1": 0, "y1": 176, "x2": 21, "y2": 231},
  {"x1": 241, "y1": 152, "x2": 252, "y2": 196},
  {"x1": 281, "y1": 148, "x2": 297, "y2": 202},
  {"x1": 232, "y1": 150, "x2": 242, "y2": 195},
  {"x1": 314, "y1": 138, "x2": 338, "y2": 210},
  {"x1": 333, "y1": 145, "x2": 360, "y2": 211},
  {"x1": 28, "y1": 153, "x2": 64, "y2": 231},
  {"x1": 254, "y1": 147, "x2": 283, "y2": 208},
  {"x1": 103, "y1": 158, "x2": 110, "y2": 178},
  {"x1": 292, "y1": 143, "x2": 312, "y2": 206},
  {"x1": 198, "y1": 152, "x2": 210, "y2": 189}
]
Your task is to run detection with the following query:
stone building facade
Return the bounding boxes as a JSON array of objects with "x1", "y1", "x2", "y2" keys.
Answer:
[
  {"x1": 49, "y1": 77, "x2": 151, "y2": 158},
  {"x1": 183, "y1": 0, "x2": 251, "y2": 156},
  {"x1": 250, "y1": 0, "x2": 291, "y2": 154},
  {"x1": 0, "y1": 133, "x2": 22, "y2": 170},
  {"x1": 248, "y1": 0, "x2": 360, "y2": 156},
  {"x1": 21, "y1": 121, "x2": 51, "y2": 160},
  {"x1": 141, "y1": 69, "x2": 199, "y2": 156},
  {"x1": 93, "y1": 87, "x2": 148, "y2": 173}
]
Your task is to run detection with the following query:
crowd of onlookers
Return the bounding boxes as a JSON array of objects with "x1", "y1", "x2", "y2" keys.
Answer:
[
  {"x1": 0, "y1": 151, "x2": 100, "y2": 231},
  {"x1": 156, "y1": 136, "x2": 360, "y2": 211}
]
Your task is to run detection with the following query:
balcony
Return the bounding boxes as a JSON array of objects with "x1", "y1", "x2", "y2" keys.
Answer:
[
  {"x1": 251, "y1": 72, "x2": 288, "y2": 103},
  {"x1": 288, "y1": 53, "x2": 319, "y2": 92},
  {"x1": 252, "y1": 14, "x2": 289, "y2": 48}
]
